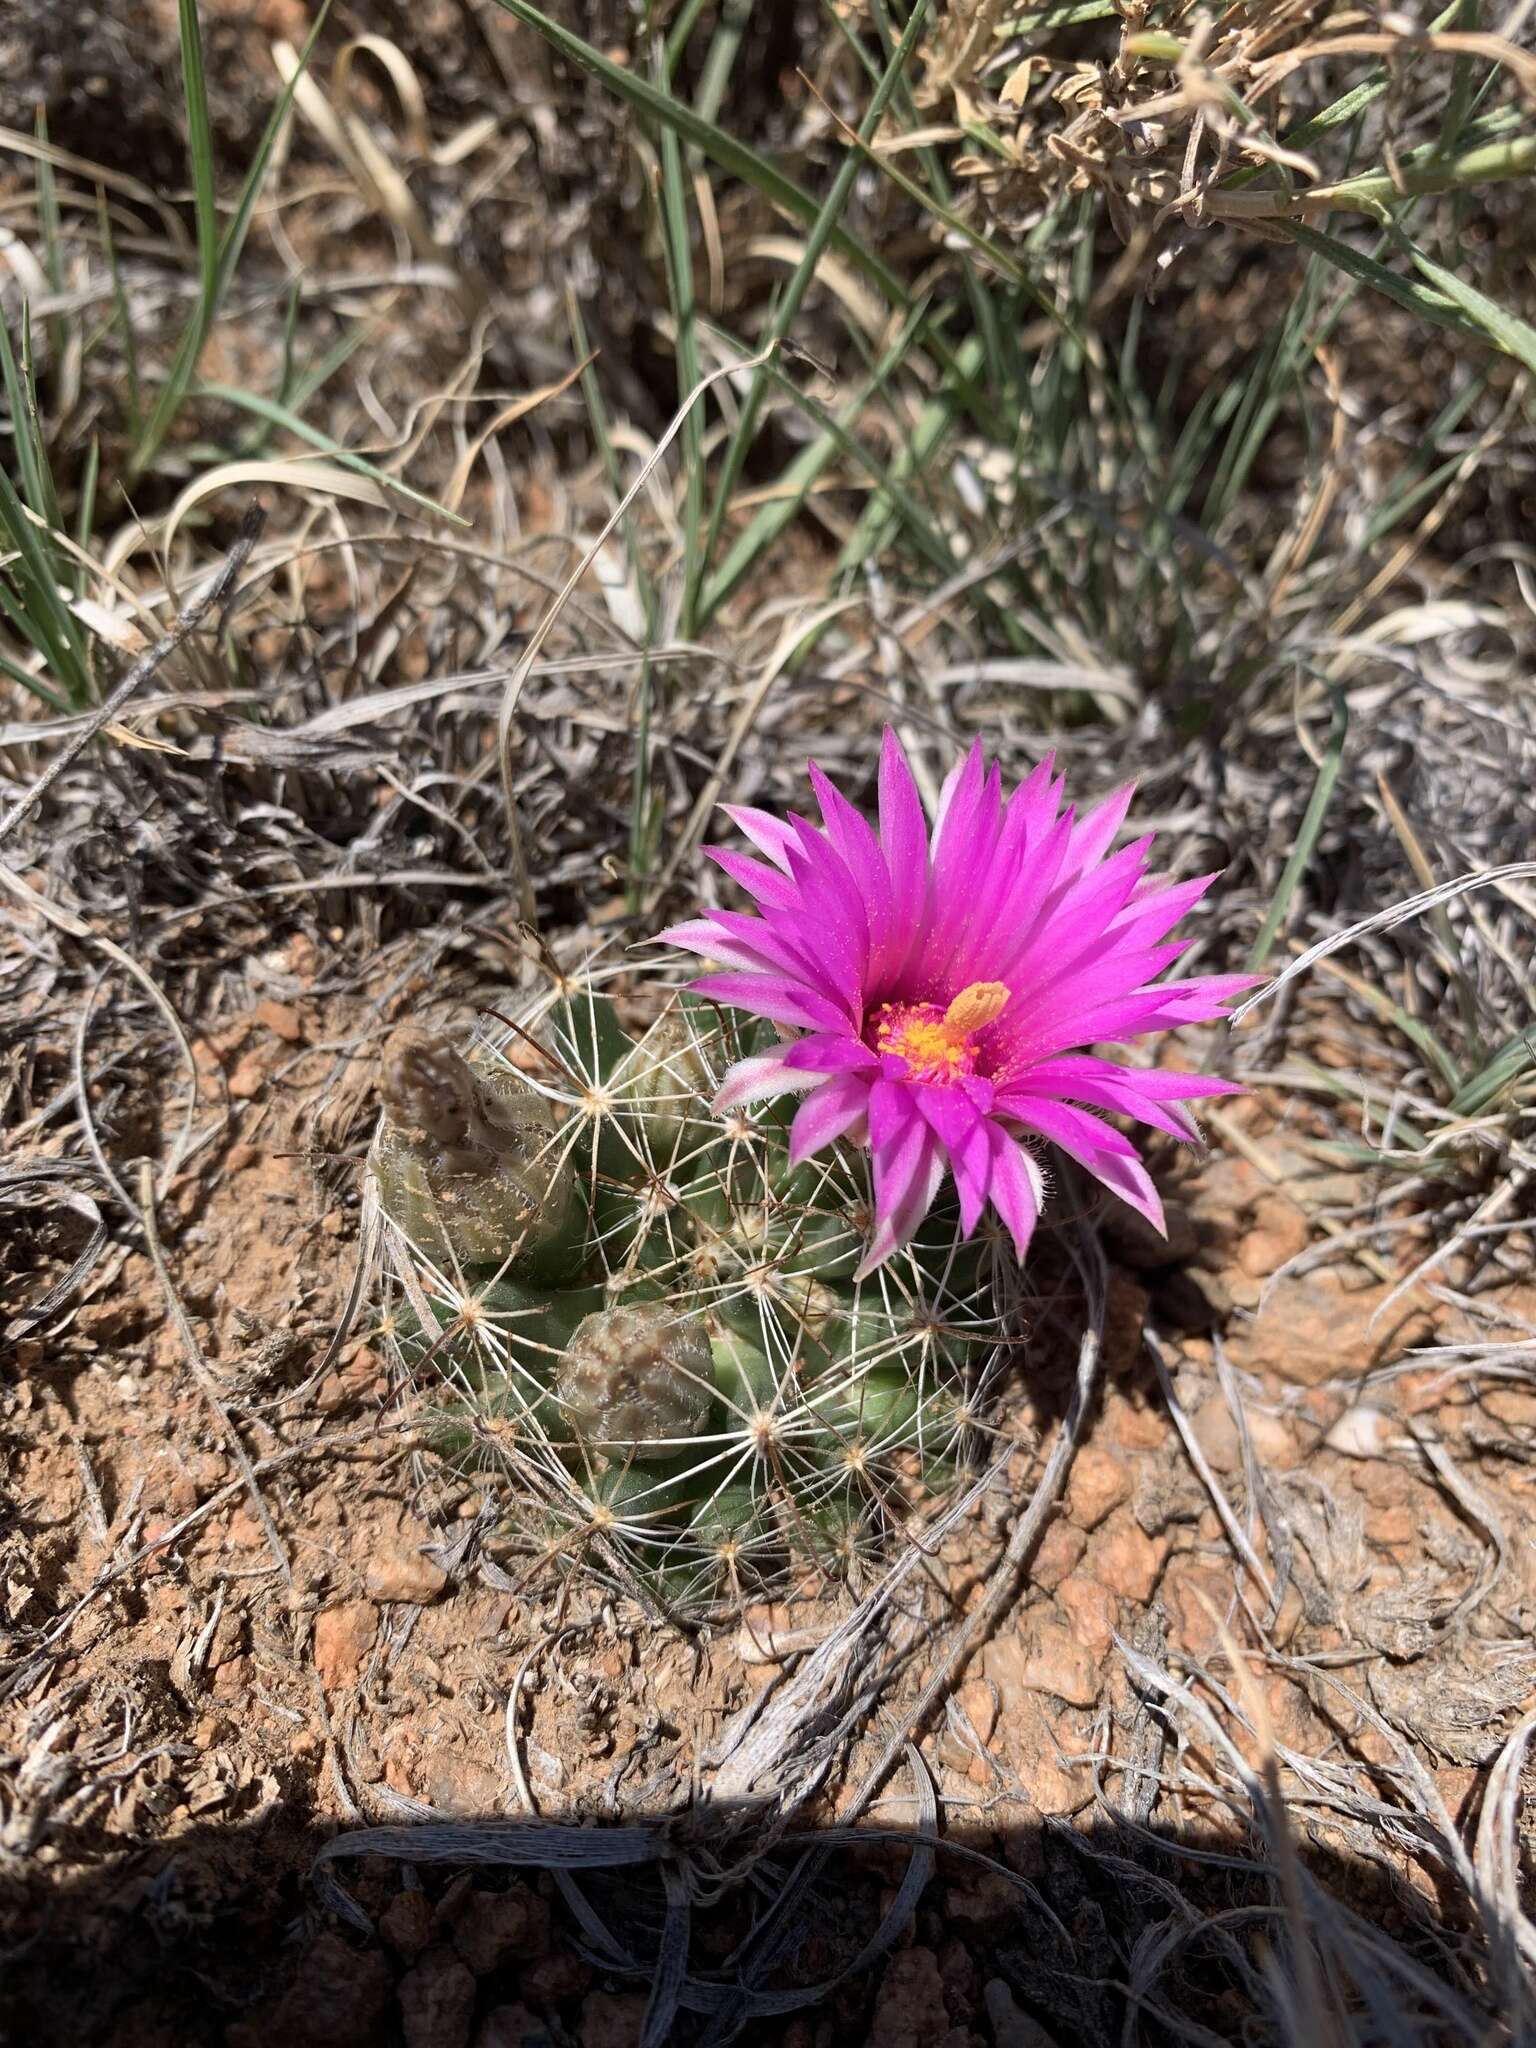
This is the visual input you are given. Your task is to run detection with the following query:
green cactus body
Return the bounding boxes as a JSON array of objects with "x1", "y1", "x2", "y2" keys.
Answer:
[{"x1": 373, "y1": 984, "x2": 1013, "y2": 1617}]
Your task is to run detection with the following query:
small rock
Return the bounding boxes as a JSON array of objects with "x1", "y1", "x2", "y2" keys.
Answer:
[
  {"x1": 1017, "y1": 1620, "x2": 1100, "y2": 1708},
  {"x1": 476, "y1": 2006, "x2": 553, "y2": 2048},
  {"x1": 1054, "y1": 1576, "x2": 1117, "y2": 1660},
  {"x1": 944, "y1": 1869, "x2": 1019, "y2": 1942},
  {"x1": 1103, "y1": 1270, "x2": 1150, "y2": 1374},
  {"x1": 1189, "y1": 1398, "x2": 1243, "y2": 1476},
  {"x1": 1225, "y1": 1269, "x2": 1433, "y2": 1387},
  {"x1": 1086, "y1": 1510, "x2": 1167, "y2": 1604},
  {"x1": 399, "y1": 1945, "x2": 476, "y2": 2048},
  {"x1": 957, "y1": 1677, "x2": 998, "y2": 1748},
  {"x1": 421, "y1": 1746, "x2": 506, "y2": 1813},
  {"x1": 980, "y1": 1652, "x2": 1090, "y2": 1813},
  {"x1": 365, "y1": 1532, "x2": 449, "y2": 1606},
  {"x1": 1246, "y1": 1408, "x2": 1301, "y2": 1468},
  {"x1": 870, "y1": 1947, "x2": 949, "y2": 2048},
  {"x1": 226, "y1": 1050, "x2": 267, "y2": 1100},
  {"x1": 1066, "y1": 1445, "x2": 1131, "y2": 1530},
  {"x1": 577, "y1": 1990, "x2": 648, "y2": 2048},
  {"x1": 984, "y1": 1979, "x2": 1062, "y2": 2048},
  {"x1": 1323, "y1": 1404, "x2": 1396, "y2": 1458},
  {"x1": 1160, "y1": 1560, "x2": 1234, "y2": 1660},
  {"x1": 266, "y1": 1931, "x2": 393, "y2": 2047},
  {"x1": 380, "y1": 1889, "x2": 435, "y2": 1961},
  {"x1": 313, "y1": 1599, "x2": 378, "y2": 1688},
  {"x1": 518, "y1": 1952, "x2": 591, "y2": 2012},
  {"x1": 450, "y1": 1885, "x2": 551, "y2": 1974},
  {"x1": 1029, "y1": 1517, "x2": 1087, "y2": 1590},
  {"x1": 226, "y1": 1506, "x2": 265, "y2": 1548},
  {"x1": 255, "y1": 997, "x2": 305, "y2": 1042},
  {"x1": 76, "y1": 1295, "x2": 140, "y2": 1344},
  {"x1": 1235, "y1": 1197, "x2": 1310, "y2": 1277}
]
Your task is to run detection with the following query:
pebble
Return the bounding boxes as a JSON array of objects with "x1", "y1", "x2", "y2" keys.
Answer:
[
  {"x1": 255, "y1": 997, "x2": 305, "y2": 1042},
  {"x1": 380, "y1": 1888, "x2": 435, "y2": 1961},
  {"x1": 226, "y1": 1050, "x2": 267, "y2": 1100},
  {"x1": 1015, "y1": 1620, "x2": 1100, "y2": 1708},
  {"x1": 398, "y1": 1945, "x2": 476, "y2": 2048},
  {"x1": 1225, "y1": 1269, "x2": 1434, "y2": 1387},
  {"x1": 450, "y1": 1885, "x2": 551, "y2": 1974},
  {"x1": 365, "y1": 1543, "x2": 449, "y2": 1606},
  {"x1": 577, "y1": 1990, "x2": 649, "y2": 2048},
  {"x1": 1189, "y1": 1398, "x2": 1244, "y2": 1476},
  {"x1": 260, "y1": 1932, "x2": 393, "y2": 2047},
  {"x1": 313, "y1": 1599, "x2": 378, "y2": 1688},
  {"x1": 870, "y1": 1947, "x2": 950, "y2": 2048},
  {"x1": 1085, "y1": 1511, "x2": 1167, "y2": 1603},
  {"x1": 518, "y1": 1952, "x2": 591, "y2": 2012},
  {"x1": 1028, "y1": 1518, "x2": 1087, "y2": 1591},
  {"x1": 476, "y1": 2007, "x2": 554, "y2": 2048},
  {"x1": 1054, "y1": 1576, "x2": 1117, "y2": 1660},
  {"x1": 1234, "y1": 1197, "x2": 1310, "y2": 1277},
  {"x1": 1066, "y1": 1445, "x2": 1131, "y2": 1530}
]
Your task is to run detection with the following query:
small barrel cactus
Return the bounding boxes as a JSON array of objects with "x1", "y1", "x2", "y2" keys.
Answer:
[{"x1": 371, "y1": 981, "x2": 1011, "y2": 1618}]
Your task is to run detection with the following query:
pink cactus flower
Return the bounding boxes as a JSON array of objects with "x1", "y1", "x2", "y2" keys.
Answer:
[{"x1": 662, "y1": 731, "x2": 1254, "y2": 1276}]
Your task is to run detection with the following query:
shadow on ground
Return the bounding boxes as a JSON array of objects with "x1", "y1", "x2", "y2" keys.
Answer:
[{"x1": 0, "y1": 1786, "x2": 1482, "y2": 2048}]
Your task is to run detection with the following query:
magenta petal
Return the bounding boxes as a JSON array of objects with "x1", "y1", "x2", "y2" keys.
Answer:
[
  {"x1": 1066, "y1": 781, "x2": 1136, "y2": 872},
  {"x1": 858, "y1": 1078, "x2": 946, "y2": 1273},
  {"x1": 782, "y1": 1033, "x2": 879, "y2": 1075},
  {"x1": 915, "y1": 1086, "x2": 991, "y2": 1236},
  {"x1": 986, "y1": 1127, "x2": 1045, "y2": 1261},
  {"x1": 1007, "y1": 1097, "x2": 1164, "y2": 1231},
  {"x1": 788, "y1": 1073, "x2": 872, "y2": 1164},
  {"x1": 876, "y1": 729, "x2": 928, "y2": 984},
  {"x1": 706, "y1": 844, "x2": 801, "y2": 911},
  {"x1": 690, "y1": 972, "x2": 848, "y2": 1034}
]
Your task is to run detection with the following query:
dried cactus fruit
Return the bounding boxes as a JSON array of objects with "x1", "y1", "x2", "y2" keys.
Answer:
[
  {"x1": 371, "y1": 1024, "x2": 581, "y2": 1279},
  {"x1": 553, "y1": 1303, "x2": 715, "y2": 1453}
]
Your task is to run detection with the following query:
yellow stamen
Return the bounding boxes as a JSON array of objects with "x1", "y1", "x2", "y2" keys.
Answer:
[
  {"x1": 872, "y1": 980, "x2": 1011, "y2": 1086},
  {"x1": 944, "y1": 981, "x2": 1011, "y2": 1034}
]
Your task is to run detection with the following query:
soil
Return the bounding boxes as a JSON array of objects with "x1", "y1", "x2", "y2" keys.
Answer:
[
  {"x1": 3, "y1": 2, "x2": 1535, "y2": 2041},
  {"x1": 4, "y1": 951, "x2": 1534, "y2": 2046}
]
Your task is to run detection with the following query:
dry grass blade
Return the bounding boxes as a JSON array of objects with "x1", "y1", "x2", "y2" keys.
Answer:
[{"x1": 493, "y1": 344, "x2": 773, "y2": 922}]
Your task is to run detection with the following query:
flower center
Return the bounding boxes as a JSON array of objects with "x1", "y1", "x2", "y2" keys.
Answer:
[{"x1": 871, "y1": 980, "x2": 1009, "y2": 1085}]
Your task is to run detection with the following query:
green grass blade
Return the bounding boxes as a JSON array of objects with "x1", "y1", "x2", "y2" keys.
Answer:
[
  {"x1": 0, "y1": 465, "x2": 93, "y2": 708},
  {"x1": 1400, "y1": 240, "x2": 1536, "y2": 375},
  {"x1": 177, "y1": 0, "x2": 220, "y2": 318},
  {"x1": 96, "y1": 188, "x2": 142, "y2": 434},
  {"x1": 1247, "y1": 689, "x2": 1348, "y2": 973},
  {"x1": 836, "y1": 330, "x2": 982, "y2": 577},
  {"x1": 489, "y1": 0, "x2": 909, "y2": 309},
  {"x1": 653, "y1": 72, "x2": 706, "y2": 635},
  {"x1": 694, "y1": 0, "x2": 932, "y2": 624},
  {"x1": 131, "y1": 0, "x2": 332, "y2": 476},
  {"x1": 1280, "y1": 222, "x2": 1493, "y2": 347},
  {"x1": 699, "y1": 300, "x2": 946, "y2": 619},
  {"x1": 0, "y1": 639, "x2": 71, "y2": 713},
  {"x1": 73, "y1": 438, "x2": 99, "y2": 599}
]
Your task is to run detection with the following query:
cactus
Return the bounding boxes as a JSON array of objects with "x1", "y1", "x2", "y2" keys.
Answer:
[{"x1": 372, "y1": 979, "x2": 1014, "y2": 1617}]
